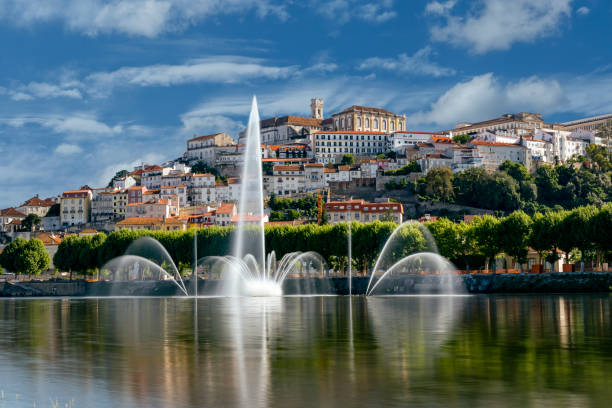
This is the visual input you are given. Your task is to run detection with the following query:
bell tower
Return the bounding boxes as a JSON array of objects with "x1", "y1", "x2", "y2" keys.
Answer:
[{"x1": 311, "y1": 98, "x2": 323, "y2": 119}]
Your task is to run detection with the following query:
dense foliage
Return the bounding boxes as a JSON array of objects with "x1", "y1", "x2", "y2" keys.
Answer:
[
  {"x1": 267, "y1": 194, "x2": 318, "y2": 220},
  {"x1": 13, "y1": 204, "x2": 606, "y2": 276},
  {"x1": 383, "y1": 161, "x2": 421, "y2": 176},
  {"x1": 0, "y1": 238, "x2": 50, "y2": 275},
  {"x1": 412, "y1": 157, "x2": 611, "y2": 214}
]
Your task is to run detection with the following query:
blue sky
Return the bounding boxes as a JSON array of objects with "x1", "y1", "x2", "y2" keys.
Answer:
[{"x1": 1, "y1": 0, "x2": 611, "y2": 207}]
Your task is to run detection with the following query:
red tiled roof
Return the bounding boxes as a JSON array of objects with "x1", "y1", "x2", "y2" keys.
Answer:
[
  {"x1": 188, "y1": 132, "x2": 224, "y2": 142},
  {"x1": 274, "y1": 165, "x2": 302, "y2": 172},
  {"x1": 336, "y1": 105, "x2": 401, "y2": 116},
  {"x1": 314, "y1": 130, "x2": 387, "y2": 135},
  {"x1": 216, "y1": 203, "x2": 236, "y2": 215},
  {"x1": 260, "y1": 116, "x2": 323, "y2": 128},
  {"x1": 20, "y1": 196, "x2": 55, "y2": 207},
  {"x1": 325, "y1": 200, "x2": 403, "y2": 214},
  {"x1": 0, "y1": 207, "x2": 27, "y2": 217},
  {"x1": 304, "y1": 163, "x2": 324, "y2": 168},
  {"x1": 472, "y1": 141, "x2": 525, "y2": 148}
]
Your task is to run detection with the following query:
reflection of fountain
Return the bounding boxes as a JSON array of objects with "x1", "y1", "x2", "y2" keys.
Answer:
[
  {"x1": 200, "y1": 96, "x2": 327, "y2": 297},
  {"x1": 101, "y1": 237, "x2": 188, "y2": 296},
  {"x1": 366, "y1": 221, "x2": 461, "y2": 296}
]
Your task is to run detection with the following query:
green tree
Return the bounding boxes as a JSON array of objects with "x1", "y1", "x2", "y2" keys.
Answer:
[
  {"x1": 497, "y1": 211, "x2": 532, "y2": 273},
  {"x1": 559, "y1": 206, "x2": 597, "y2": 272},
  {"x1": 452, "y1": 134, "x2": 470, "y2": 144},
  {"x1": 21, "y1": 214, "x2": 42, "y2": 231},
  {"x1": 471, "y1": 215, "x2": 502, "y2": 274},
  {"x1": 0, "y1": 238, "x2": 50, "y2": 276},
  {"x1": 529, "y1": 211, "x2": 563, "y2": 269},
  {"x1": 340, "y1": 154, "x2": 355, "y2": 165},
  {"x1": 593, "y1": 204, "x2": 612, "y2": 267},
  {"x1": 424, "y1": 166, "x2": 454, "y2": 202},
  {"x1": 107, "y1": 169, "x2": 129, "y2": 187}
]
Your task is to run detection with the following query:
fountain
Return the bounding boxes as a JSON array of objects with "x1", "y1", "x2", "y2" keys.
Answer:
[
  {"x1": 365, "y1": 221, "x2": 462, "y2": 296},
  {"x1": 199, "y1": 96, "x2": 328, "y2": 296},
  {"x1": 100, "y1": 236, "x2": 189, "y2": 296}
]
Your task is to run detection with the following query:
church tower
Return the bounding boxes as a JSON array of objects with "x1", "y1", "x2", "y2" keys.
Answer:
[{"x1": 311, "y1": 98, "x2": 323, "y2": 119}]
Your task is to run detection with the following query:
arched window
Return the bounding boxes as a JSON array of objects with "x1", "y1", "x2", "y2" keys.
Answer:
[
  {"x1": 382, "y1": 120, "x2": 387, "y2": 130},
  {"x1": 374, "y1": 119, "x2": 378, "y2": 129},
  {"x1": 335, "y1": 119, "x2": 339, "y2": 129},
  {"x1": 341, "y1": 118, "x2": 345, "y2": 129},
  {"x1": 348, "y1": 117, "x2": 352, "y2": 128},
  {"x1": 390, "y1": 121, "x2": 395, "y2": 131},
  {"x1": 365, "y1": 118, "x2": 370, "y2": 128},
  {"x1": 357, "y1": 117, "x2": 361, "y2": 127},
  {"x1": 398, "y1": 122, "x2": 403, "y2": 131}
]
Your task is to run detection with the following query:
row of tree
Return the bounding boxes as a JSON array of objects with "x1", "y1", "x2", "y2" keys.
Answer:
[{"x1": 1, "y1": 205, "x2": 610, "y2": 276}]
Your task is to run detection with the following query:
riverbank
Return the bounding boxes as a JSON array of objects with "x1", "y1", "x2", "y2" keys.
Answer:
[{"x1": 1, "y1": 272, "x2": 612, "y2": 297}]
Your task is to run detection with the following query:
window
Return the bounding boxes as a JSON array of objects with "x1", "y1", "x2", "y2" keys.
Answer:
[
  {"x1": 374, "y1": 119, "x2": 378, "y2": 129},
  {"x1": 382, "y1": 121, "x2": 387, "y2": 130},
  {"x1": 357, "y1": 117, "x2": 362, "y2": 127},
  {"x1": 365, "y1": 118, "x2": 370, "y2": 127},
  {"x1": 390, "y1": 121, "x2": 395, "y2": 131}
]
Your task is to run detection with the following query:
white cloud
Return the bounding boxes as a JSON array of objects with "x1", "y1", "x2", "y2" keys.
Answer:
[
  {"x1": 576, "y1": 6, "x2": 589, "y2": 15},
  {"x1": 85, "y1": 56, "x2": 298, "y2": 96},
  {"x1": 358, "y1": 46, "x2": 456, "y2": 77},
  {"x1": 0, "y1": 0, "x2": 289, "y2": 38},
  {"x1": 0, "y1": 114, "x2": 123, "y2": 138},
  {"x1": 425, "y1": 0, "x2": 456, "y2": 15},
  {"x1": 180, "y1": 114, "x2": 245, "y2": 139},
  {"x1": 313, "y1": 0, "x2": 396, "y2": 24},
  {"x1": 427, "y1": 0, "x2": 574, "y2": 54},
  {"x1": 407, "y1": 73, "x2": 566, "y2": 128},
  {"x1": 54, "y1": 143, "x2": 83, "y2": 155}
]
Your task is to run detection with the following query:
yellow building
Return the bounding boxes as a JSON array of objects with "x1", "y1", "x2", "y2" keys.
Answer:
[{"x1": 60, "y1": 190, "x2": 92, "y2": 227}]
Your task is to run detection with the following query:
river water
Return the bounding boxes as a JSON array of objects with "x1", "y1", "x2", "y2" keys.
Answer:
[{"x1": 0, "y1": 295, "x2": 610, "y2": 407}]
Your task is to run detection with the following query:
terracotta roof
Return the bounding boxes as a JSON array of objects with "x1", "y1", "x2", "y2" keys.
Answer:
[
  {"x1": 8, "y1": 219, "x2": 22, "y2": 225},
  {"x1": 228, "y1": 177, "x2": 240, "y2": 184},
  {"x1": 416, "y1": 142, "x2": 434, "y2": 148},
  {"x1": 35, "y1": 232, "x2": 62, "y2": 246},
  {"x1": 0, "y1": 208, "x2": 26, "y2": 217},
  {"x1": 260, "y1": 115, "x2": 323, "y2": 129},
  {"x1": 192, "y1": 173, "x2": 215, "y2": 178},
  {"x1": 142, "y1": 165, "x2": 163, "y2": 172},
  {"x1": 314, "y1": 130, "x2": 387, "y2": 135},
  {"x1": 472, "y1": 141, "x2": 525, "y2": 148},
  {"x1": 79, "y1": 229, "x2": 99, "y2": 234},
  {"x1": 187, "y1": 132, "x2": 224, "y2": 142},
  {"x1": 425, "y1": 153, "x2": 451, "y2": 159},
  {"x1": 394, "y1": 131, "x2": 444, "y2": 135},
  {"x1": 62, "y1": 190, "x2": 90, "y2": 196},
  {"x1": 20, "y1": 196, "x2": 55, "y2": 207},
  {"x1": 261, "y1": 158, "x2": 312, "y2": 162},
  {"x1": 117, "y1": 217, "x2": 184, "y2": 226},
  {"x1": 325, "y1": 200, "x2": 403, "y2": 214},
  {"x1": 304, "y1": 163, "x2": 324, "y2": 168},
  {"x1": 216, "y1": 203, "x2": 236, "y2": 215},
  {"x1": 324, "y1": 168, "x2": 337, "y2": 173},
  {"x1": 336, "y1": 105, "x2": 401, "y2": 116},
  {"x1": 274, "y1": 165, "x2": 302, "y2": 172},
  {"x1": 231, "y1": 214, "x2": 266, "y2": 223},
  {"x1": 432, "y1": 136, "x2": 453, "y2": 144}
]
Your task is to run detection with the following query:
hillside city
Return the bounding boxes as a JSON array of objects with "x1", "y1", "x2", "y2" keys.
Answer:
[{"x1": 1, "y1": 99, "x2": 611, "y2": 271}]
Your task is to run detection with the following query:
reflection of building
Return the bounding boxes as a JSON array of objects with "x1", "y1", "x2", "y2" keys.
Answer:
[
  {"x1": 324, "y1": 199, "x2": 403, "y2": 224},
  {"x1": 331, "y1": 105, "x2": 406, "y2": 133}
]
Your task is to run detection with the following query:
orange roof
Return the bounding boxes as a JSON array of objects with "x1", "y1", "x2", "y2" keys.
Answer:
[
  {"x1": 304, "y1": 163, "x2": 324, "y2": 168},
  {"x1": 274, "y1": 165, "x2": 302, "y2": 172},
  {"x1": 192, "y1": 173, "x2": 215, "y2": 178},
  {"x1": 325, "y1": 200, "x2": 403, "y2": 214},
  {"x1": 188, "y1": 132, "x2": 225, "y2": 142},
  {"x1": 0, "y1": 207, "x2": 26, "y2": 217},
  {"x1": 117, "y1": 217, "x2": 184, "y2": 226},
  {"x1": 324, "y1": 168, "x2": 337, "y2": 173},
  {"x1": 216, "y1": 203, "x2": 236, "y2": 214},
  {"x1": 314, "y1": 130, "x2": 387, "y2": 135},
  {"x1": 432, "y1": 136, "x2": 453, "y2": 143},
  {"x1": 20, "y1": 196, "x2": 55, "y2": 207},
  {"x1": 62, "y1": 190, "x2": 90, "y2": 195},
  {"x1": 35, "y1": 232, "x2": 63, "y2": 246},
  {"x1": 231, "y1": 214, "x2": 266, "y2": 223},
  {"x1": 394, "y1": 131, "x2": 444, "y2": 135},
  {"x1": 79, "y1": 229, "x2": 99, "y2": 234},
  {"x1": 228, "y1": 177, "x2": 240, "y2": 184},
  {"x1": 472, "y1": 141, "x2": 525, "y2": 148},
  {"x1": 261, "y1": 158, "x2": 312, "y2": 162},
  {"x1": 128, "y1": 186, "x2": 147, "y2": 191}
]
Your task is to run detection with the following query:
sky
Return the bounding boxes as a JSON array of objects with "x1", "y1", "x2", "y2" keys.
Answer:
[{"x1": 1, "y1": 0, "x2": 611, "y2": 208}]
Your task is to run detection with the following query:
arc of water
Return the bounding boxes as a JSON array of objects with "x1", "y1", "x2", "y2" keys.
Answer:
[
  {"x1": 126, "y1": 237, "x2": 188, "y2": 295},
  {"x1": 365, "y1": 221, "x2": 439, "y2": 296},
  {"x1": 102, "y1": 255, "x2": 189, "y2": 296},
  {"x1": 366, "y1": 252, "x2": 454, "y2": 296}
]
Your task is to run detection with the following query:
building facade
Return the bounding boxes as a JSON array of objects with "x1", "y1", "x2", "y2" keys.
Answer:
[
  {"x1": 331, "y1": 105, "x2": 406, "y2": 133},
  {"x1": 60, "y1": 190, "x2": 93, "y2": 226},
  {"x1": 314, "y1": 131, "x2": 387, "y2": 164}
]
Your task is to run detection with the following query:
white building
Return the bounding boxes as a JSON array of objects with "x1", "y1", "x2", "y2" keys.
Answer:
[
  {"x1": 91, "y1": 190, "x2": 117, "y2": 222},
  {"x1": 272, "y1": 165, "x2": 304, "y2": 196},
  {"x1": 112, "y1": 175, "x2": 136, "y2": 190},
  {"x1": 418, "y1": 154, "x2": 453, "y2": 174},
  {"x1": 324, "y1": 200, "x2": 403, "y2": 224},
  {"x1": 471, "y1": 141, "x2": 529, "y2": 171},
  {"x1": 314, "y1": 131, "x2": 387, "y2": 164},
  {"x1": 186, "y1": 132, "x2": 236, "y2": 165},
  {"x1": 60, "y1": 190, "x2": 93, "y2": 227},
  {"x1": 386, "y1": 131, "x2": 443, "y2": 152}
]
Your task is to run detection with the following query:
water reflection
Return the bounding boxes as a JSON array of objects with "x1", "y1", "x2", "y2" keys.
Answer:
[{"x1": 0, "y1": 295, "x2": 611, "y2": 407}]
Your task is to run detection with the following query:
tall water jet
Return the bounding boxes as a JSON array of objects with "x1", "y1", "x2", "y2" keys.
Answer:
[{"x1": 233, "y1": 96, "x2": 266, "y2": 270}]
